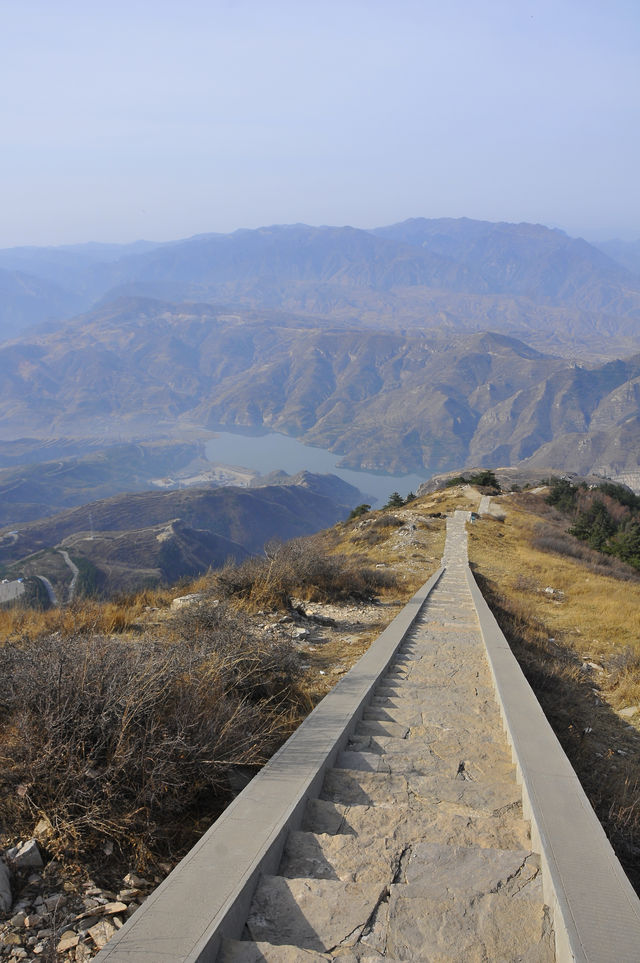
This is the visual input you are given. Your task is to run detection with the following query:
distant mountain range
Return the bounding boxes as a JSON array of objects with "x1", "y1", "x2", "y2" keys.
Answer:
[
  {"x1": 2, "y1": 298, "x2": 640, "y2": 479},
  {"x1": 2, "y1": 216, "x2": 640, "y2": 509},
  {"x1": 1, "y1": 218, "x2": 640, "y2": 358}
]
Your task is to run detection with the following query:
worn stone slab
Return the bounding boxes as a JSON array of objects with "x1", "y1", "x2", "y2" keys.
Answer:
[
  {"x1": 345, "y1": 735, "x2": 515, "y2": 780},
  {"x1": 362, "y1": 706, "x2": 423, "y2": 726},
  {"x1": 410, "y1": 769, "x2": 521, "y2": 806},
  {"x1": 350, "y1": 731, "x2": 513, "y2": 762},
  {"x1": 374, "y1": 748, "x2": 515, "y2": 782},
  {"x1": 404, "y1": 842, "x2": 538, "y2": 898},
  {"x1": 363, "y1": 702, "x2": 503, "y2": 730},
  {"x1": 353, "y1": 719, "x2": 410, "y2": 739},
  {"x1": 281, "y1": 831, "x2": 402, "y2": 884},
  {"x1": 219, "y1": 938, "x2": 329, "y2": 961},
  {"x1": 246, "y1": 876, "x2": 385, "y2": 953},
  {"x1": 386, "y1": 882, "x2": 555, "y2": 962},
  {"x1": 322, "y1": 768, "x2": 521, "y2": 811},
  {"x1": 320, "y1": 770, "x2": 409, "y2": 807},
  {"x1": 302, "y1": 798, "x2": 531, "y2": 851},
  {"x1": 335, "y1": 751, "x2": 384, "y2": 773}
]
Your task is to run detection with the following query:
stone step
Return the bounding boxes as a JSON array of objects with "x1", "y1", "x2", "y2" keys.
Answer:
[
  {"x1": 320, "y1": 768, "x2": 522, "y2": 813},
  {"x1": 361, "y1": 704, "x2": 502, "y2": 731},
  {"x1": 383, "y1": 870, "x2": 554, "y2": 961},
  {"x1": 301, "y1": 798, "x2": 531, "y2": 851},
  {"x1": 338, "y1": 747, "x2": 515, "y2": 781},
  {"x1": 219, "y1": 939, "x2": 329, "y2": 961},
  {"x1": 354, "y1": 718, "x2": 410, "y2": 738},
  {"x1": 370, "y1": 683, "x2": 495, "y2": 705},
  {"x1": 349, "y1": 731, "x2": 513, "y2": 764},
  {"x1": 378, "y1": 663, "x2": 490, "y2": 685},
  {"x1": 367, "y1": 691, "x2": 501, "y2": 712},
  {"x1": 245, "y1": 875, "x2": 387, "y2": 953},
  {"x1": 220, "y1": 943, "x2": 405, "y2": 963},
  {"x1": 372, "y1": 692, "x2": 500, "y2": 711},
  {"x1": 281, "y1": 830, "x2": 403, "y2": 884},
  {"x1": 337, "y1": 848, "x2": 552, "y2": 961}
]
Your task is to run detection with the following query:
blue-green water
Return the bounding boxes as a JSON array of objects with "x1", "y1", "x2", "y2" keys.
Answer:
[{"x1": 205, "y1": 431, "x2": 426, "y2": 507}]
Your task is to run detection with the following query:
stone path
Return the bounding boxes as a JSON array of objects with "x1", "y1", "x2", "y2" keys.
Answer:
[{"x1": 220, "y1": 512, "x2": 555, "y2": 961}]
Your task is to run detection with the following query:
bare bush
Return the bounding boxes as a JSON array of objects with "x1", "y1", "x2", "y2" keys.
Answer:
[
  {"x1": 370, "y1": 514, "x2": 404, "y2": 530},
  {"x1": 533, "y1": 532, "x2": 590, "y2": 560},
  {"x1": 355, "y1": 514, "x2": 404, "y2": 546},
  {"x1": 0, "y1": 623, "x2": 303, "y2": 866},
  {"x1": 212, "y1": 537, "x2": 394, "y2": 609}
]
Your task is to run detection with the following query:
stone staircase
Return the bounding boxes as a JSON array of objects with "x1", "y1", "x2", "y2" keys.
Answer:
[{"x1": 219, "y1": 513, "x2": 555, "y2": 961}]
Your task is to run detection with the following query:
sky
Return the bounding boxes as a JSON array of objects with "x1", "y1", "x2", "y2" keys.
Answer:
[{"x1": 1, "y1": 0, "x2": 639, "y2": 247}]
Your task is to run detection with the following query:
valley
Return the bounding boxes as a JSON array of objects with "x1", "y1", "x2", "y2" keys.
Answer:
[
  {"x1": 2, "y1": 215, "x2": 640, "y2": 604},
  {"x1": 2, "y1": 305, "x2": 640, "y2": 479}
]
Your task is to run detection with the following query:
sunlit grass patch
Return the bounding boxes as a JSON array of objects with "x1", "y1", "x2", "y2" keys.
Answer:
[{"x1": 468, "y1": 491, "x2": 640, "y2": 891}]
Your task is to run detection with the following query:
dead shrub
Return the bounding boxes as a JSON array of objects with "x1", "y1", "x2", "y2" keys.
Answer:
[
  {"x1": 608, "y1": 645, "x2": 640, "y2": 687},
  {"x1": 0, "y1": 623, "x2": 303, "y2": 866},
  {"x1": 370, "y1": 514, "x2": 404, "y2": 530},
  {"x1": 212, "y1": 537, "x2": 393, "y2": 609},
  {"x1": 354, "y1": 514, "x2": 403, "y2": 547}
]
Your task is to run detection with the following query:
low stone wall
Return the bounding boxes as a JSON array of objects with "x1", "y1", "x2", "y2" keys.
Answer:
[
  {"x1": 94, "y1": 568, "x2": 445, "y2": 963},
  {"x1": 467, "y1": 565, "x2": 640, "y2": 962}
]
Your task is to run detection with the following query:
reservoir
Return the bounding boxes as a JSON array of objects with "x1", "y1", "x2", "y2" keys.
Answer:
[{"x1": 205, "y1": 430, "x2": 427, "y2": 507}]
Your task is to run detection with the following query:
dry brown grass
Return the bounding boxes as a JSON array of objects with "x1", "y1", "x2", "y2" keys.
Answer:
[
  {"x1": 0, "y1": 587, "x2": 174, "y2": 642},
  {"x1": 0, "y1": 602, "x2": 308, "y2": 870},
  {"x1": 469, "y1": 500, "x2": 640, "y2": 674},
  {"x1": 0, "y1": 498, "x2": 447, "y2": 879},
  {"x1": 468, "y1": 492, "x2": 640, "y2": 890}
]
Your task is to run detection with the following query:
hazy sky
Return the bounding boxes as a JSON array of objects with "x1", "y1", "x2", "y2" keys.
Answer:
[{"x1": 2, "y1": 0, "x2": 639, "y2": 246}]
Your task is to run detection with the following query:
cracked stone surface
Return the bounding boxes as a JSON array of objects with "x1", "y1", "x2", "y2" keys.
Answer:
[
  {"x1": 246, "y1": 877, "x2": 386, "y2": 952},
  {"x1": 225, "y1": 512, "x2": 555, "y2": 961}
]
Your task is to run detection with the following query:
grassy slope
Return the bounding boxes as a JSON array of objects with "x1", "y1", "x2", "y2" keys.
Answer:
[{"x1": 468, "y1": 491, "x2": 640, "y2": 890}]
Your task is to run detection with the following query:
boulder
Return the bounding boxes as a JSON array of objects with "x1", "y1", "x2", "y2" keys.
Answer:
[
  {"x1": 170, "y1": 593, "x2": 204, "y2": 610},
  {"x1": 12, "y1": 840, "x2": 44, "y2": 869}
]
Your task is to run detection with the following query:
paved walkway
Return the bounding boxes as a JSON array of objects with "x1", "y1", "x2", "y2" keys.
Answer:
[{"x1": 220, "y1": 512, "x2": 555, "y2": 961}]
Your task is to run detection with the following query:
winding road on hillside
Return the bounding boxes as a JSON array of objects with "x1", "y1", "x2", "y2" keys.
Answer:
[
  {"x1": 59, "y1": 549, "x2": 79, "y2": 602},
  {"x1": 36, "y1": 575, "x2": 57, "y2": 606}
]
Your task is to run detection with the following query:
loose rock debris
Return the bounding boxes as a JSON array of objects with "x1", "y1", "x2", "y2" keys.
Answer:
[{"x1": 0, "y1": 848, "x2": 156, "y2": 959}]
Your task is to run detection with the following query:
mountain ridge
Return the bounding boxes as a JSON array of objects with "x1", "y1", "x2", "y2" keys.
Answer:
[
  {"x1": 2, "y1": 218, "x2": 640, "y2": 357},
  {"x1": 2, "y1": 300, "x2": 640, "y2": 478}
]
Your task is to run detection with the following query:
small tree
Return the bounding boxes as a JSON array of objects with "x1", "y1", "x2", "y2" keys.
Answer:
[
  {"x1": 384, "y1": 492, "x2": 405, "y2": 509},
  {"x1": 348, "y1": 503, "x2": 372, "y2": 519}
]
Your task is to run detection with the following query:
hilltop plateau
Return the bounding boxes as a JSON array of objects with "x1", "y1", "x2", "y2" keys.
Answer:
[{"x1": 1, "y1": 481, "x2": 640, "y2": 960}]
